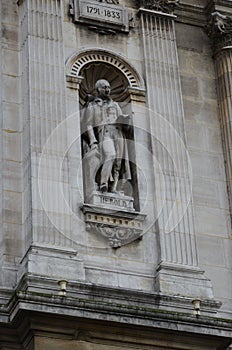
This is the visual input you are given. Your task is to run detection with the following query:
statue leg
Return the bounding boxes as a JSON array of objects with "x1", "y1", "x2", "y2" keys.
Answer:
[
  {"x1": 111, "y1": 171, "x2": 119, "y2": 193},
  {"x1": 100, "y1": 137, "x2": 116, "y2": 192},
  {"x1": 83, "y1": 148, "x2": 100, "y2": 200},
  {"x1": 110, "y1": 134, "x2": 123, "y2": 193}
]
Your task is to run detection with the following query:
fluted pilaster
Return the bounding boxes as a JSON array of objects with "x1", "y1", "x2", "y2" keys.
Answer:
[
  {"x1": 139, "y1": 2, "x2": 214, "y2": 297},
  {"x1": 20, "y1": 0, "x2": 72, "y2": 248}
]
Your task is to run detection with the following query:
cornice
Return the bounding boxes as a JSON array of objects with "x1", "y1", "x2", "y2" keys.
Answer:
[
  {"x1": 138, "y1": 0, "x2": 179, "y2": 14},
  {"x1": 162, "y1": 0, "x2": 232, "y2": 28},
  {"x1": 175, "y1": 2, "x2": 206, "y2": 27},
  {"x1": 205, "y1": 0, "x2": 232, "y2": 17},
  {"x1": 1, "y1": 287, "x2": 231, "y2": 349},
  {"x1": 0, "y1": 274, "x2": 231, "y2": 347}
]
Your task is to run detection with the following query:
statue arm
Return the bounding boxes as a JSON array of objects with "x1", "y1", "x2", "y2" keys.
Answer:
[
  {"x1": 115, "y1": 102, "x2": 131, "y2": 124},
  {"x1": 85, "y1": 104, "x2": 98, "y2": 148},
  {"x1": 87, "y1": 125, "x2": 98, "y2": 147}
]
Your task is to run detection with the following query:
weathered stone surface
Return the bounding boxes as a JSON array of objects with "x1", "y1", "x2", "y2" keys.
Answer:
[
  {"x1": 1, "y1": 0, "x2": 232, "y2": 347},
  {"x1": 2, "y1": 102, "x2": 22, "y2": 132},
  {"x1": 195, "y1": 205, "x2": 229, "y2": 238},
  {"x1": 197, "y1": 235, "x2": 226, "y2": 267},
  {"x1": 176, "y1": 22, "x2": 211, "y2": 53},
  {"x1": 2, "y1": 75, "x2": 20, "y2": 104}
]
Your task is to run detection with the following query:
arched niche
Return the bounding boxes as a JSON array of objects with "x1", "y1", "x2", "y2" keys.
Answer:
[
  {"x1": 66, "y1": 49, "x2": 146, "y2": 213},
  {"x1": 66, "y1": 48, "x2": 145, "y2": 87},
  {"x1": 78, "y1": 62, "x2": 130, "y2": 106},
  {"x1": 66, "y1": 48, "x2": 145, "y2": 104}
]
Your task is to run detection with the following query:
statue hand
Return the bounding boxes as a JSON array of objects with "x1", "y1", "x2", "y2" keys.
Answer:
[
  {"x1": 121, "y1": 114, "x2": 130, "y2": 119},
  {"x1": 90, "y1": 142, "x2": 98, "y2": 151},
  {"x1": 117, "y1": 114, "x2": 131, "y2": 127}
]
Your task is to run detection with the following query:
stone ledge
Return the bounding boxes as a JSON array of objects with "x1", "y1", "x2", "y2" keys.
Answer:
[
  {"x1": 0, "y1": 290, "x2": 231, "y2": 349},
  {"x1": 82, "y1": 203, "x2": 146, "y2": 221},
  {"x1": 137, "y1": 7, "x2": 177, "y2": 19},
  {"x1": 0, "y1": 279, "x2": 231, "y2": 341},
  {"x1": 176, "y1": 2, "x2": 206, "y2": 27},
  {"x1": 205, "y1": 0, "x2": 232, "y2": 17},
  {"x1": 1, "y1": 274, "x2": 231, "y2": 349},
  {"x1": 174, "y1": 0, "x2": 232, "y2": 28},
  {"x1": 3, "y1": 274, "x2": 223, "y2": 318}
]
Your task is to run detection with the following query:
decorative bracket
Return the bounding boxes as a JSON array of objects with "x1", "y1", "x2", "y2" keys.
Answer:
[{"x1": 82, "y1": 204, "x2": 146, "y2": 248}]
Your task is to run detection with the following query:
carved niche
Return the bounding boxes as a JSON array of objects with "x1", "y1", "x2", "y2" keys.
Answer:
[{"x1": 69, "y1": 53, "x2": 146, "y2": 247}]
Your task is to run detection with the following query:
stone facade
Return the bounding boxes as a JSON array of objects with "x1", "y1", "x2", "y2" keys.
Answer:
[{"x1": 0, "y1": 0, "x2": 232, "y2": 349}]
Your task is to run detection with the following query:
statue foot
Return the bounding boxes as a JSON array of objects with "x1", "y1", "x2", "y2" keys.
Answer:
[
  {"x1": 100, "y1": 183, "x2": 108, "y2": 192},
  {"x1": 109, "y1": 190, "x2": 119, "y2": 194}
]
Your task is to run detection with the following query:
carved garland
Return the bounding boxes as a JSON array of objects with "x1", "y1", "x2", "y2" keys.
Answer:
[{"x1": 86, "y1": 222, "x2": 142, "y2": 248}]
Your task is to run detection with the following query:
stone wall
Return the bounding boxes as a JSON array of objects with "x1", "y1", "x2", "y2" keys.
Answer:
[
  {"x1": 0, "y1": 0, "x2": 232, "y2": 348},
  {"x1": 176, "y1": 16, "x2": 232, "y2": 318}
]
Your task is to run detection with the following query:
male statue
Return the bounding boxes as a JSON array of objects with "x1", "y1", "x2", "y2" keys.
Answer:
[{"x1": 82, "y1": 79, "x2": 131, "y2": 195}]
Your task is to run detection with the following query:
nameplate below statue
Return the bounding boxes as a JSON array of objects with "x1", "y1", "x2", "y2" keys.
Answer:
[
  {"x1": 70, "y1": 0, "x2": 130, "y2": 33},
  {"x1": 90, "y1": 191, "x2": 135, "y2": 212}
]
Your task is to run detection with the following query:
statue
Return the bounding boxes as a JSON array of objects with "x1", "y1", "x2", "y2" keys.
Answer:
[{"x1": 82, "y1": 79, "x2": 132, "y2": 199}]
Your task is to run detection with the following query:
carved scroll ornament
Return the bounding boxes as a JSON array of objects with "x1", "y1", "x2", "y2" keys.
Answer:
[
  {"x1": 206, "y1": 11, "x2": 232, "y2": 52},
  {"x1": 86, "y1": 222, "x2": 141, "y2": 247},
  {"x1": 83, "y1": 205, "x2": 145, "y2": 248}
]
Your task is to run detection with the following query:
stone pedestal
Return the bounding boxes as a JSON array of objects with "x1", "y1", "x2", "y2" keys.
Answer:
[
  {"x1": 155, "y1": 262, "x2": 214, "y2": 298},
  {"x1": 17, "y1": 244, "x2": 85, "y2": 291},
  {"x1": 89, "y1": 191, "x2": 135, "y2": 212},
  {"x1": 83, "y1": 203, "x2": 145, "y2": 248}
]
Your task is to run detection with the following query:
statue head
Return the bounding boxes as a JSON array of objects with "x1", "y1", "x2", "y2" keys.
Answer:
[{"x1": 95, "y1": 79, "x2": 111, "y2": 98}]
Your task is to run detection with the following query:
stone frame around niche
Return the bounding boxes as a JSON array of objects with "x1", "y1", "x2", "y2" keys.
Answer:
[{"x1": 65, "y1": 48, "x2": 147, "y2": 247}]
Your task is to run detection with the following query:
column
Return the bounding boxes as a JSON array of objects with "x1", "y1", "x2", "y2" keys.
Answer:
[
  {"x1": 139, "y1": 0, "x2": 214, "y2": 298},
  {"x1": 207, "y1": 11, "x2": 232, "y2": 223}
]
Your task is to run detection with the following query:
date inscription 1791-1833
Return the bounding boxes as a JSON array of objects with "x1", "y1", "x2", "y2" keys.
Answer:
[{"x1": 69, "y1": 0, "x2": 133, "y2": 33}]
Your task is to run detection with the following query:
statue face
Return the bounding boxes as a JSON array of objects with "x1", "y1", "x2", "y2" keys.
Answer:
[{"x1": 97, "y1": 80, "x2": 111, "y2": 98}]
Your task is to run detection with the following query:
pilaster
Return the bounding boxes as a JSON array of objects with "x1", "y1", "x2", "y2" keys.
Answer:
[
  {"x1": 17, "y1": 0, "x2": 85, "y2": 286},
  {"x1": 139, "y1": 0, "x2": 214, "y2": 298},
  {"x1": 206, "y1": 7, "x2": 232, "y2": 224}
]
